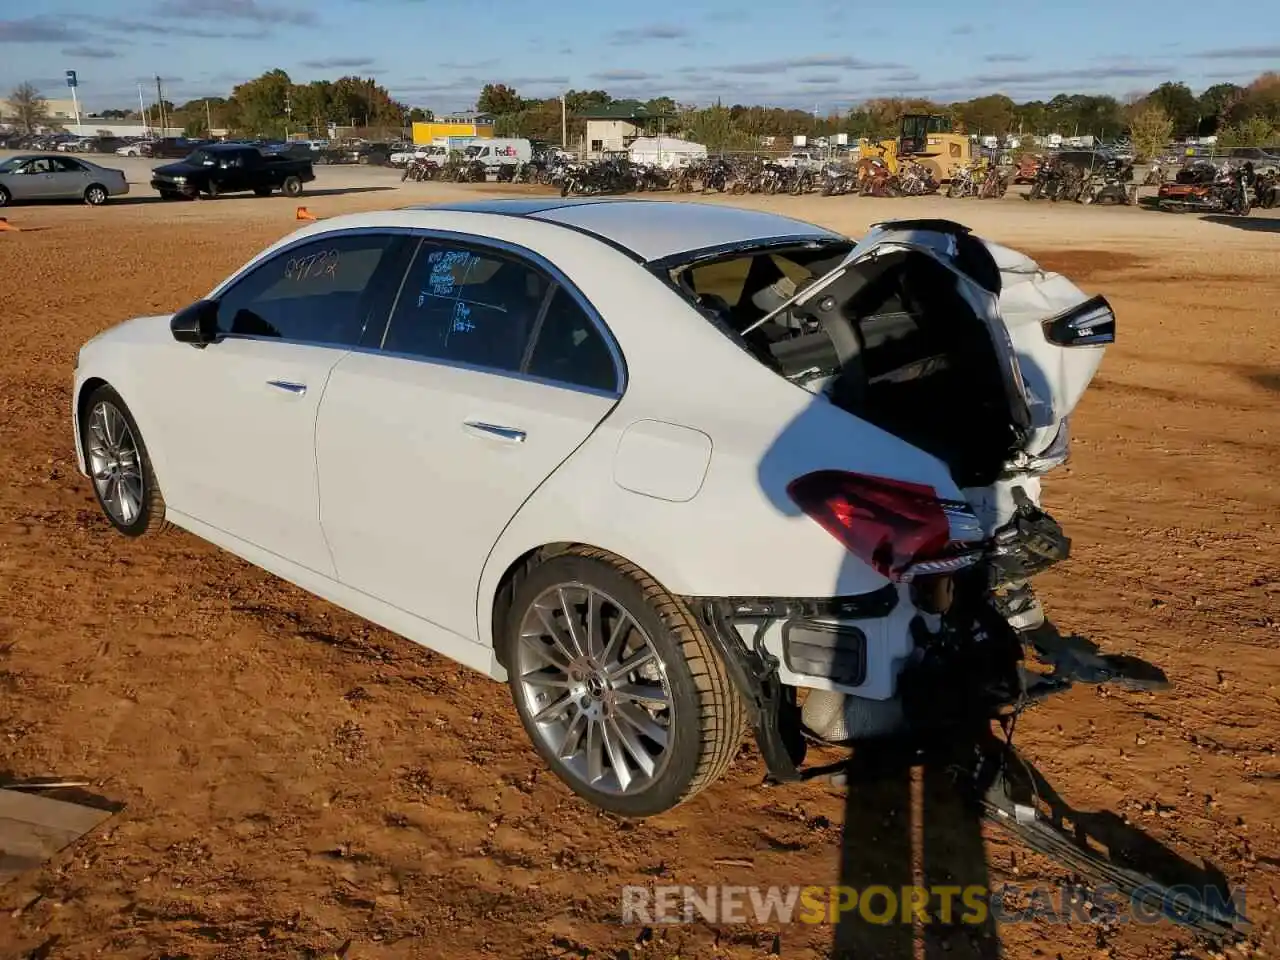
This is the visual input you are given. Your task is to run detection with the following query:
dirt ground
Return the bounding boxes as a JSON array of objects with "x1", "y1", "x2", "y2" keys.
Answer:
[{"x1": 0, "y1": 161, "x2": 1278, "y2": 960}]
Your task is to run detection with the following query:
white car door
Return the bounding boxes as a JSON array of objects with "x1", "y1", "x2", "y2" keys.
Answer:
[
  {"x1": 148, "y1": 231, "x2": 414, "y2": 577},
  {"x1": 315, "y1": 236, "x2": 623, "y2": 643}
]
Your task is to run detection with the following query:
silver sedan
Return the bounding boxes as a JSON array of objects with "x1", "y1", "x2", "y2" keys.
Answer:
[{"x1": 0, "y1": 153, "x2": 130, "y2": 206}]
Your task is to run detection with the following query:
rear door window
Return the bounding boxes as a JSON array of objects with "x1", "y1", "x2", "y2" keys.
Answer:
[
  {"x1": 525, "y1": 287, "x2": 618, "y2": 393},
  {"x1": 381, "y1": 241, "x2": 551, "y2": 372}
]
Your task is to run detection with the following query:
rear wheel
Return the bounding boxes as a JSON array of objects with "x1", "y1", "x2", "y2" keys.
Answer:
[
  {"x1": 84, "y1": 184, "x2": 109, "y2": 205},
  {"x1": 79, "y1": 384, "x2": 169, "y2": 538},
  {"x1": 282, "y1": 176, "x2": 303, "y2": 197},
  {"x1": 500, "y1": 548, "x2": 746, "y2": 817},
  {"x1": 0, "y1": 186, "x2": 10, "y2": 207}
]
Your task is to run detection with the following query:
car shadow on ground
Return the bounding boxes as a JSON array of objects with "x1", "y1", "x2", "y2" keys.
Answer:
[
  {"x1": 1201, "y1": 214, "x2": 1280, "y2": 232},
  {"x1": 752, "y1": 315, "x2": 1240, "y2": 957},
  {"x1": 0, "y1": 185, "x2": 398, "y2": 211},
  {"x1": 105, "y1": 185, "x2": 399, "y2": 205}
]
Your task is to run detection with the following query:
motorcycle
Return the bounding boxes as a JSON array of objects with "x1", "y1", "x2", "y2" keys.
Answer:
[
  {"x1": 819, "y1": 164, "x2": 857, "y2": 196},
  {"x1": 1158, "y1": 160, "x2": 1253, "y2": 215},
  {"x1": 897, "y1": 160, "x2": 940, "y2": 197},
  {"x1": 1078, "y1": 158, "x2": 1138, "y2": 205},
  {"x1": 947, "y1": 164, "x2": 979, "y2": 198},
  {"x1": 1251, "y1": 169, "x2": 1278, "y2": 209}
]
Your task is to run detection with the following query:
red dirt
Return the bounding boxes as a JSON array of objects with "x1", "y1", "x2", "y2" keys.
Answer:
[{"x1": 0, "y1": 187, "x2": 1277, "y2": 960}]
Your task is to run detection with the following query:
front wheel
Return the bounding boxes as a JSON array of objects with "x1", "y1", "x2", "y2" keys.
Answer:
[
  {"x1": 500, "y1": 548, "x2": 747, "y2": 817},
  {"x1": 79, "y1": 384, "x2": 169, "y2": 538},
  {"x1": 282, "y1": 176, "x2": 303, "y2": 197}
]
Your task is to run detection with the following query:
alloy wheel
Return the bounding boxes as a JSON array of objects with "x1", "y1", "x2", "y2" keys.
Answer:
[
  {"x1": 514, "y1": 583, "x2": 674, "y2": 796},
  {"x1": 86, "y1": 401, "x2": 144, "y2": 526},
  {"x1": 86, "y1": 186, "x2": 107, "y2": 205}
]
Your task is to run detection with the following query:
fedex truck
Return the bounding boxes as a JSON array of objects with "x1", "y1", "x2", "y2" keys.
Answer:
[{"x1": 465, "y1": 138, "x2": 533, "y2": 168}]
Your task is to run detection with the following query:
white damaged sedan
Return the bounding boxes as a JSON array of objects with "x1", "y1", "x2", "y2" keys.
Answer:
[{"x1": 72, "y1": 199, "x2": 1120, "y2": 816}]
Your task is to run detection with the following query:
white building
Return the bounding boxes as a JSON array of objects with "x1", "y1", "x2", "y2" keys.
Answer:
[
  {"x1": 628, "y1": 136, "x2": 707, "y2": 169},
  {"x1": 579, "y1": 101, "x2": 672, "y2": 158}
]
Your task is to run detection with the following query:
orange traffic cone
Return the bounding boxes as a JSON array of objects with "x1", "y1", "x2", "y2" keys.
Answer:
[
  {"x1": 295, "y1": 206, "x2": 316, "y2": 221},
  {"x1": 0, "y1": 217, "x2": 20, "y2": 232}
]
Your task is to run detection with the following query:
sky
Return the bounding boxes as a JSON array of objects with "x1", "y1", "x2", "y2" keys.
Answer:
[{"x1": 1, "y1": 0, "x2": 1277, "y2": 114}]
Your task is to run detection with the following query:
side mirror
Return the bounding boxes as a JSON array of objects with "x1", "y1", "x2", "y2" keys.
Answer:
[{"x1": 171, "y1": 299, "x2": 219, "y2": 347}]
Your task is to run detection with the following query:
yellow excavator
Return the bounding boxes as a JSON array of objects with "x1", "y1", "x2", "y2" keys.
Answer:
[{"x1": 858, "y1": 113, "x2": 973, "y2": 182}]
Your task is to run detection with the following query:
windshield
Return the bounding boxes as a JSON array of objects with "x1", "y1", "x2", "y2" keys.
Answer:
[{"x1": 464, "y1": 145, "x2": 483, "y2": 157}]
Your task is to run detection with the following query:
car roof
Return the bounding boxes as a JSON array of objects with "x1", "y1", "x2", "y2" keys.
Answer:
[
  {"x1": 406, "y1": 198, "x2": 842, "y2": 263},
  {"x1": 3, "y1": 153, "x2": 94, "y2": 163}
]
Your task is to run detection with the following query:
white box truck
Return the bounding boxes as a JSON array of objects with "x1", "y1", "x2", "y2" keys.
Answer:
[{"x1": 465, "y1": 138, "x2": 533, "y2": 169}]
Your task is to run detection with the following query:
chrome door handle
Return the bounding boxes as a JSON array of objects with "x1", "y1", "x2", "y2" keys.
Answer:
[
  {"x1": 463, "y1": 420, "x2": 526, "y2": 443},
  {"x1": 266, "y1": 379, "x2": 307, "y2": 396}
]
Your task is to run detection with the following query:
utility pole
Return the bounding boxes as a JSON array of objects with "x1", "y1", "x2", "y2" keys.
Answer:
[
  {"x1": 137, "y1": 83, "x2": 150, "y2": 135},
  {"x1": 560, "y1": 93, "x2": 568, "y2": 149},
  {"x1": 205, "y1": 98, "x2": 213, "y2": 137},
  {"x1": 155, "y1": 75, "x2": 167, "y2": 133}
]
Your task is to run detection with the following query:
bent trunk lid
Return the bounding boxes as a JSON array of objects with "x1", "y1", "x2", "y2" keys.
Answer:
[
  {"x1": 837, "y1": 220, "x2": 1111, "y2": 460},
  {"x1": 802, "y1": 219, "x2": 1112, "y2": 533}
]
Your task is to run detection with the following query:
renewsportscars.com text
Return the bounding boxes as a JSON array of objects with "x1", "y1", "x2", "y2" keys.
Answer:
[{"x1": 620, "y1": 884, "x2": 1245, "y2": 927}]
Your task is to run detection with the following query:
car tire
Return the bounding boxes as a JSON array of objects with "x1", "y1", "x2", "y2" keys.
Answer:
[
  {"x1": 282, "y1": 176, "x2": 303, "y2": 197},
  {"x1": 499, "y1": 547, "x2": 747, "y2": 818},
  {"x1": 79, "y1": 384, "x2": 170, "y2": 538},
  {"x1": 84, "y1": 184, "x2": 109, "y2": 206},
  {"x1": 0, "y1": 186, "x2": 10, "y2": 207}
]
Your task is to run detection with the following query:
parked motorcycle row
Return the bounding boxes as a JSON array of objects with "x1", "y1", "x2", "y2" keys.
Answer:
[
  {"x1": 1022, "y1": 154, "x2": 1140, "y2": 205},
  {"x1": 398, "y1": 148, "x2": 1278, "y2": 217}
]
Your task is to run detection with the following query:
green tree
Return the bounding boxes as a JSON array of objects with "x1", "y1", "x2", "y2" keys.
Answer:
[
  {"x1": 8, "y1": 82, "x2": 48, "y2": 134},
  {"x1": 564, "y1": 89, "x2": 611, "y2": 113},
  {"x1": 289, "y1": 81, "x2": 336, "y2": 132},
  {"x1": 1013, "y1": 100, "x2": 1048, "y2": 135},
  {"x1": 1144, "y1": 81, "x2": 1199, "y2": 136},
  {"x1": 477, "y1": 83, "x2": 522, "y2": 116},
  {"x1": 231, "y1": 68, "x2": 292, "y2": 136},
  {"x1": 958, "y1": 94, "x2": 1016, "y2": 137},
  {"x1": 407, "y1": 107, "x2": 433, "y2": 122},
  {"x1": 1128, "y1": 105, "x2": 1174, "y2": 160},
  {"x1": 1197, "y1": 82, "x2": 1243, "y2": 134},
  {"x1": 1215, "y1": 117, "x2": 1279, "y2": 149},
  {"x1": 645, "y1": 96, "x2": 676, "y2": 117},
  {"x1": 679, "y1": 102, "x2": 755, "y2": 152}
]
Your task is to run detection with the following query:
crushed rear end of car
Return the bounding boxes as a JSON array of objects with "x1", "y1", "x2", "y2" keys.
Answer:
[{"x1": 665, "y1": 219, "x2": 1244, "y2": 939}]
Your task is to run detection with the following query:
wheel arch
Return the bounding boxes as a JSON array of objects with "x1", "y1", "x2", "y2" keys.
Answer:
[
  {"x1": 73, "y1": 375, "x2": 111, "y2": 472},
  {"x1": 73, "y1": 361, "x2": 171, "y2": 493},
  {"x1": 487, "y1": 540, "x2": 651, "y2": 672}
]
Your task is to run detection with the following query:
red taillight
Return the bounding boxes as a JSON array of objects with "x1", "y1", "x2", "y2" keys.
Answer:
[{"x1": 786, "y1": 470, "x2": 953, "y2": 582}]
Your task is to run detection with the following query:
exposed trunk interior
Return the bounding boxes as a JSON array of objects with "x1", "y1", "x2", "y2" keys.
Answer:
[{"x1": 667, "y1": 243, "x2": 1020, "y2": 487}]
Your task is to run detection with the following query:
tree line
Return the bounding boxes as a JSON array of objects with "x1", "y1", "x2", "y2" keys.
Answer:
[
  {"x1": 7, "y1": 69, "x2": 1278, "y2": 154},
  {"x1": 477, "y1": 74, "x2": 1280, "y2": 154}
]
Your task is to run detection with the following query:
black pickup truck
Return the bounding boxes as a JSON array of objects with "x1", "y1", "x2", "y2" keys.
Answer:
[{"x1": 150, "y1": 143, "x2": 316, "y2": 200}]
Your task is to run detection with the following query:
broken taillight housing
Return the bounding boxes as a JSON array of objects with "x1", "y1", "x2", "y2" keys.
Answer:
[
  {"x1": 786, "y1": 470, "x2": 981, "y2": 582},
  {"x1": 1041, "y1": 294, "x2": 1116, "y2": 347}
]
